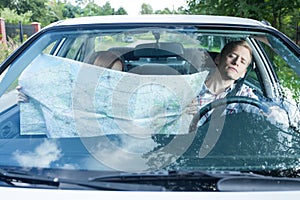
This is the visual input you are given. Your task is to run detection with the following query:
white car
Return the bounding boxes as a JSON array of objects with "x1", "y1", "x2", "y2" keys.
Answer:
[{"x1": 0, "y1": 15, "x2": 299, "y2": 199}]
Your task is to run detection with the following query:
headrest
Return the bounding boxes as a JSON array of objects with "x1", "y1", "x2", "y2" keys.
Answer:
[
  {"x1": 84, "y1": 50, "x2": 107, "y2": 64},
  {"x1": 183, "y1": 48, "x2": 217, "y2": 71},
  {"x1": 108, "y1": 47, "x2": 138, "y2": 61},
  {"x1": 134, "y1": 42, "x2": 184, "y2": 57}
]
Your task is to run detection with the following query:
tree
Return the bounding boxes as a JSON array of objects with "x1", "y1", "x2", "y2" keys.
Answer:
[
  {"x1": 80, "y1": 2, "x2": 101, "y2": 16},
  {"x1": 155, "y1": 8, "x2": 172, "y2": 14},
  {"x1": 6, "y1": 0, "x2": 48, "y2": 23},
  {"x1": 0, "y1": 0, "x2": 12, "y2": 9},
  {"x1": 140, "y1": 3, "x2": 153, "y2": 14},
  {"x1": 99, "y1": 2, "x2": 115, "y2": 15},
  {"x1": 115, "y1": 7, "x2": 128, "y2": 15},
  {"x1": 62, "y1": 3, "x2": 82, "y2": 19},
  {"x1": 46, "y1": 0, "x2": 65, "y2": 22},
  {"x1": 76, "y1": 1, "x2": 126, "y2": 16},
  {"x1": 186, "y1": 0, "x2": 300, "y2": 43},
  {"x1": 0, "y1": 8, "x2": 32, "y2": 24},
  {"x1": 176, "y1": 6, "x2": 189, "y2": 14},
  {"x1": 75, "y1": 0, "x2": 89, "y2": 7},
  {"x1": 154, "y1": 6, "x2": 189, "y2": 14},
  {"x1": 262, "y1": 0, "x2": 298, "y2": 30},
  {"x1": 187, "y1": 0, "x2": 265, "y2": 18}
]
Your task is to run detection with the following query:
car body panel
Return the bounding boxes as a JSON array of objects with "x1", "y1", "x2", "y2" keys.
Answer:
[{"x1": 2, "y1": 187, "x2": 300, "y2": 200}]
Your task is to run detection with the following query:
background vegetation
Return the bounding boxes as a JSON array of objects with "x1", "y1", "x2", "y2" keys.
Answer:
[{"x1": 0, "y1": 0, "x2": 299, "y2": 62}]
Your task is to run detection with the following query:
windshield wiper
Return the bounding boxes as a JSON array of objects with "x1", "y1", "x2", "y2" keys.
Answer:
[
  {"x1": 90, "y1": 170, "x2": 263, "y2": 181},
  {"x1": 90, "y1": 170, "x2": 300, "y2": 191},
  {"x1": 0, "y1": 168, "x2": 165, "y2": 191},
  {"x1": 0, "y1": 168, "x2": 59, "y2": 187},
  {"x1": 5, "y1": 168, "x2": 298, "y2": 192},
  {"x1": 90, "y1": 170, "x2": 222, "y2": 191},
  {"x1": 90, "y1": 170, "x2": 219, "y2": 182}
]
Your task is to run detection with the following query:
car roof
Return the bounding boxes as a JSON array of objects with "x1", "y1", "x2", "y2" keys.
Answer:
[{"x1": 48, "y1": 15, "x2": 270, "y2": 28}]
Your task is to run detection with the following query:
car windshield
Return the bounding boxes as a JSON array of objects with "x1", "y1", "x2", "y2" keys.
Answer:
[{"x1": 0, "y1": 22, "x2": 299, "y2": 185}]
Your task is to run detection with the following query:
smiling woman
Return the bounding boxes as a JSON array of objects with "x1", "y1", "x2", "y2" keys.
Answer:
[{"x1": 0, "y1": 15, "x2": 299, "y2": 197}]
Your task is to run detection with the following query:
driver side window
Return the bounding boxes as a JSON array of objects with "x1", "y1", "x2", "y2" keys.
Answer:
[{"x1": 258, "y1": 41, "x2": 300, "y2": 105}]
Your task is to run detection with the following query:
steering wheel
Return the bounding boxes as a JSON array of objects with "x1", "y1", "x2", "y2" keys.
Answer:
[{"x1": 189, "y1": 96, "x2": 269, "y2": 133}]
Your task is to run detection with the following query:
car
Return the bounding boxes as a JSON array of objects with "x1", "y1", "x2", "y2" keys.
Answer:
[
  {"x1": 123, "y1": 35, "x2": 134, "y2": 43},
  {"x1": 0, "y1": 14, "x2": 299, "y2": 199}
]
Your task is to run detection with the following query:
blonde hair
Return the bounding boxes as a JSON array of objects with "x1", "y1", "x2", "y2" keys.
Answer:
[
  {"x1": 93, "y1": 51, "x2": 124, "y2": 70},
  {"x1": 220, "y1": 40, "x2": 252, "y2": 62}
]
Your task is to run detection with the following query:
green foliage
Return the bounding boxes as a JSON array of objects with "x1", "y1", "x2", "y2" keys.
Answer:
[
  {"x1": 62, "y1": 3, "x2": 82, "y2": 18},
  {"x1": 0, "y1": 0, "x2": 128, "y2": 26},
  {"x1": 155, "y1": 6, "x2": 189, "y2": 15},
  {"x1": 0, "y1": 8, "x2": 32, "y2": 24},
  {"x1": 0, "y1": 38, "x2": 20, "y2": 63},
  {"x1": 176, "y1": 6, "x2": 188, "y2": 14},
  {"x1": 100, "y1": 2, "x2": 115, "y2": 15},
  {"x1": 115, "y1": 7, "x2": 128, "y2": 15},
  {"x1": 0, "y1": 0, "x2": 298, "y2": 51},
  {"x1": 186, "y1": 0, "x2": 300, "y2": 44},
  {"x1": 45, "y1": 1, "x2": 66, "y2": 22},
  {"x1": 273, "y1": 56, "x2": 300, "y2": 103},
  {"x1": 80, "y1": 2, "x2": 102, "y2": 16},
  {"x1": 155, "y1": 8, "x2": 172, "y2": 14},
  {"x1": 7, "y1": 0, "x2": 48, "y2": 23},
  {"x1": 140, "y1": 3, "x2": 154, "y2": 14},
  {"x1": 72, "y1": 1, "x2": 126, "y2": 17}
]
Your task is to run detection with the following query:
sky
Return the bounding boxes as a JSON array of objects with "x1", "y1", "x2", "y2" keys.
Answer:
[{"x1": 92, "y1": 0, "x2": 187, "y2": 15}]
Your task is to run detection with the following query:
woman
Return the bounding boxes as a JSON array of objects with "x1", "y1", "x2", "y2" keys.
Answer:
[{"x1": 93, "y1": 51, "x2": 124, "y2": 71}]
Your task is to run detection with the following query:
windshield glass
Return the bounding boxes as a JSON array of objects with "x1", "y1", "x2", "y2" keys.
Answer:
[{"x1": 0, "y1": 25, "x2": 299, "y2": 177}]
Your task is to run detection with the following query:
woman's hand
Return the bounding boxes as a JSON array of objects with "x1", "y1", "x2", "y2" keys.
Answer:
[{"x1": 16, "y1": 86, "x2": 29, "y2": 104}]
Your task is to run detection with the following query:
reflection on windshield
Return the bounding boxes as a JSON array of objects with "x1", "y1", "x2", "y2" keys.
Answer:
[
  {"x1": 6, "y1": 117, "x2": 300, "y2": 173},
  {"x1": 13, "y1": 140, "x2": 62, "y2": 168},
  {"x1": 257, "y1": 35, "x2": 300, "y2": 131}
]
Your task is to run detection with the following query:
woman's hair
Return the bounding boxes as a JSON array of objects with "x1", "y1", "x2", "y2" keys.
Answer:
[
  {"x1": 93, "y1": 51, "x2": 124, "y2": 70},
  {"x1": 220, "y1": 40, "x2": 252, "y2": 61}
]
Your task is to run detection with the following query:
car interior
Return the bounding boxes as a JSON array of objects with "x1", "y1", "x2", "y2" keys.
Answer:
[{"x1": 0, "y1": 29, "x2": 279, "y2": 139}]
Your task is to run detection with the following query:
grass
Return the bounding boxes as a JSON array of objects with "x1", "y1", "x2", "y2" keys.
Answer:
[
  {"x1": 0, "y1": 38, "x2": 20, "y2": 64},
  {"x1": 0, "y1": 39, "x2": 21, "y2": 94}
]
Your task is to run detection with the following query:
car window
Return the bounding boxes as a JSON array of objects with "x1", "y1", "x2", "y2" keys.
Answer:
[
  {"x1": 257, "y1": 37, "x2": 300, "y2": 104},
  {"x1": 65, "y1": 36, "x2": 87, "y2": 60}
]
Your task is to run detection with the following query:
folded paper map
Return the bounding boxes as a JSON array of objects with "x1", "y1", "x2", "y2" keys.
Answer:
[{"x1": 19, "y1": 54, "x2": 208, "y2": 137}]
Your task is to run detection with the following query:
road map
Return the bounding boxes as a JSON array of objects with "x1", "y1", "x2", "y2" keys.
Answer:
[{"x1": 18, "y1": 54, "x2": 208, "y2": 137}]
